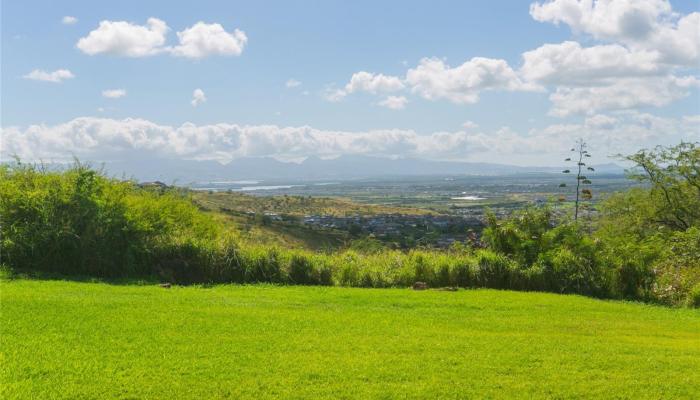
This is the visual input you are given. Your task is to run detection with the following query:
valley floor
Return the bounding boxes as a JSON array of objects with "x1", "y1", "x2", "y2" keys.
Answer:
[{"x1": 2, "y1": 280, "x2": 699, "y2": 399}]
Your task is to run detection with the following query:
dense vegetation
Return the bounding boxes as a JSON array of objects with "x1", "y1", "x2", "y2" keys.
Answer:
[
  {"x1": 1, "y1": 143, "x2": 698, "y2": 306},
  {"x1": 3, "y1": 280, "x2": 699, "y2": 399}
]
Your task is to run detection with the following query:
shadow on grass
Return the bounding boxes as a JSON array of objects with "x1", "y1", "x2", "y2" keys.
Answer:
[{"x1": 0, "y1": 266, "x2": 162, "y2": 286}]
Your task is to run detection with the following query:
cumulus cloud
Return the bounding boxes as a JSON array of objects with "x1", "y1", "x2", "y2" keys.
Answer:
[
  {"x1": 462, "y1": 121, "x2": 479, "y2": 130},
  {"x1": 76, "y1": 18, "x2": 246, "y2": 58},
  {"x1": 530, "y1": 0, "x2": 700, "y2": 66},
  {"x1": 170, "y1": 22, "x2": 247, "y2": 58},
  {"x1": 62, "y1": 16, "x2": 78, "y2": 25},
  {"x1": 530, "y1": 0, "x2": 671, "y2": 40},
  {"x1": 0, "y1": 117, "x2": 483, "y2": 162},
  {"x1": 548, "y1": 75, "x2": 699, "y2": 117},
  {"x1": 23, "y1": 69, "x2": 75, "y2": 83},
  {"x1": 77, "y1": 18, "x2": 169, "y2": 57},
  {"x1": 406, "y1": 57, "x2": 538, "y2": 104},
  {"x1": 519, "y1": 1, "x2": 700, "y2": 117},
  {"x1": 345, "y1": 72, "x2": 405, "y2": 94},
  {"x1": 2, "y1": 113, "x2": 696, "y2": 164},
  {"x1": 102, "y1": 89, "x2": 126, "y2": 98},
  {"x1": 286, "y1": 79, "x2": 302, "y2": 88},
  {"x1": 519, "y1": 40, "x2": 699, "y2": 116},
  {"x1": 322, "y1": 85, "x2": 347, "y2": 102},
  {"x1": 520, "y1": 41, "x2": 662, "y2": 86},
  {"x1": 377, "y1": 96, "x2": 408, "y2": 110},
  {"x1": 329, "y1": 72, "x2": 405, "y2": 101},
  {"x1": 585, "y1": 114, "x2": 618, "y2": 129},
  {"x1": 332, "y1": 57, "x2": 540, "y2": 106},
  {"x1": 327, "y1": 1, "x2": 698, "y2": 114},
  {"x1": 191, "y1": 89, "x2": 207, "y2": 107}
]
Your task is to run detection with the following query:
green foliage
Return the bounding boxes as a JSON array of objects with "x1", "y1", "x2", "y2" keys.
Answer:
[
  {"x1": 0, "y1": 162, "x2": 226, "y2": 279},
  {"x1": 594, "y1": 142, "x2": 700, "y2": 306},
  {"x1": 482, "y1": 206, "x2": 553, "y2": 266},
  {"x1": 650, "y1": 228, "x2": 700, "y2": 307},
  {"x1": 623, "y1": 142, "x2": 700, "y2": 230},
  {"x1": 482, "y1": 207, "x2": 605, "y2": 295},
  {"x1": 688, "y1": 284, "x2": 700, "y2": 308},
  {"x1": 347, "y1": 237, "x2": 386, "y2": 253}
]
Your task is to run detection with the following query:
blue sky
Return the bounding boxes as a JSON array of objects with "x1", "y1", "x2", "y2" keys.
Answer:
[{"x1": 2, "y1": 0, "x2": 699, "y2": 165}]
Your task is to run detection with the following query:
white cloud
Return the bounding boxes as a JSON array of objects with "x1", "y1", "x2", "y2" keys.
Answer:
[
  {"x1": 548, "y1": 75, "x2": 699, "y2": 117},
  {"x1": 530, "y1": 0, "x2": 671, "y2": 40},
  {"x1": 520, "y1": 41, "x2": 662, "y2": 86},
  {"x1": 62, "y1": 16, "x2": 78, "y2": 25},
  {"x1": 322, "y1": 86, "x2": 347, "y2": 102},
  {"x1": 378, "y1": 96, "x2": 408, "y2": 110},
  {"x1": 329, "y1": 72, "x2": 405, "y2": 101},
  {"x1": 0, "y1": 117, "x2": 487, "y2": 162},
  {"x1": 406, "y1": 57, "x2": 538, "y2": 104},
  {"x1": 520, "y1": 1, "x2": 700, "y2": 117},
  {"x1": 345, "y1": 72, "x2": 405, "y2": 94},
  {"x1": 3, "y1": 113, "x2": 696, "y2": 165},
  {"x1": 585, "y1": 114, "x2": 618, "y2": 129},
  {"x1": 191, "y1": 89, "x2": 207, "y2": 107},
  {"x1": 76, "y1": 19, "x2": 247, "y2": 59},
  {"x1": 170, "y1": 22, "x2": 247, "y2": 58},
  {"x1": 23, "y1": 69, "x2": 75, "y2": 83},
  {"x1": 530, "y1": 0, "x2": 700, "y2": 66},
  {"x1": 102, "y1": 89, "x2": 127, "y2": 99},
  {"x1": 286, "y1": 79, "x2": 302, "y2": 88},
  {"x1": 461, "y1": 121, "x2": 479, "y2": 130},
  {"x1": 77, "y1": 18, "x2": 169, "y2": 57}
]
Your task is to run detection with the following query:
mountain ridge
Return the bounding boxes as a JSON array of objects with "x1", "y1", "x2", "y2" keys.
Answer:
[{"x1": 61, "y1": 155, "x2": 627, "y2": 183}]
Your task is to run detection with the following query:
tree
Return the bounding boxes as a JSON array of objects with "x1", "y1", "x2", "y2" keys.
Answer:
[
  {"x1": 561, "y1": 139, "x2": 594, "y2": 221},
  {"x1": 623, "y1": 142, "x2": 700, "y2": 230}
]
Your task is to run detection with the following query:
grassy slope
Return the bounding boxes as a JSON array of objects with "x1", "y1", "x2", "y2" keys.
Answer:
[
  {"x1": 2, "y1": 280, "x2": 699, "y2": 399},
  {"x1": 209, "y1": 212, "x2": 349, "y2": 251},
  {"x1": 193, "y1": 192, "x2": 435, "y2": 216}
]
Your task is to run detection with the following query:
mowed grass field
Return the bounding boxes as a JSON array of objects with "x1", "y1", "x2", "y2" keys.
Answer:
[{"x1": 2, "y1": 280, "x2": 699, "y2": 399}]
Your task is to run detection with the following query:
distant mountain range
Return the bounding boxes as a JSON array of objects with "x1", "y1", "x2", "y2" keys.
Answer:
[{"x1": 92, "y1": 155, "x2": 626, "y2": 184}]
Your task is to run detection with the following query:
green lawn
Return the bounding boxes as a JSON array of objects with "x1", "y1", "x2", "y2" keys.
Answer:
[{"x1": 2, "y1": 280, "x2": 699, "y2": 399}]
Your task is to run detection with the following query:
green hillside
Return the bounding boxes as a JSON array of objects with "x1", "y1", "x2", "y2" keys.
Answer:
[{"x1": 193, "y1": 191, "x2": 434, "y2": 217}]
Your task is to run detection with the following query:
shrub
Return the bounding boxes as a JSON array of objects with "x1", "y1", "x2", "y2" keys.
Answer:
[
  {"x1": 474, "y1": 250, "x2": 515, "y2": 289},
  {"x1": 688, "y1": 284, "x2": 700, "y2": 308},
  {"x1": 482, "y1": 207, "x2": 552, "y2": 267},
  {"x1": 651, "y1": 228, "x2": 700, "y2": 306},
  {"x1": 0, "y1": 162, "x2": 222, "y2": 280},
  {"x1": 450, "y1": 260, "x2": 474, "y2": 288},
  {"x1": 288, "y1": 254, "x2": 315, "y2": 285}
]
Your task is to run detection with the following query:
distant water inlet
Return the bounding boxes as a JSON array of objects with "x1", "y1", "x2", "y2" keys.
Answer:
[
  {"x1": 191, "y1": 184, "x2": 301, "y2": 192},
  {"x1": 237, "y1": 185, "x2": 301, "y2": 191},
  {"x1": 451, "y1": 193, "x2": 486, "y2": 201}
]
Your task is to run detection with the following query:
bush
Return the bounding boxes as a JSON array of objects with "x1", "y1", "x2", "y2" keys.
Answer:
[
  {"x1": 0, "y1": 162, "x2": 224, "y2": 281},
  {"x1": 473, "y1": 250, "x2": 515, "y2": 289},
  {"x1": 450, "y1": 260, "x2": 474, "y2": 287},
  {"x1": 288, "y1": 254, "x2": 316, "y2": 285},
  {"x1": 650, "y1": 228, "x2": 700, "y2": 306},
  {"x1": 687, "y1": 284, "x2": 700, "y2": 308},
  {"x1": 482, "y1": 207, "x2": 552, "y2": 267}
]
